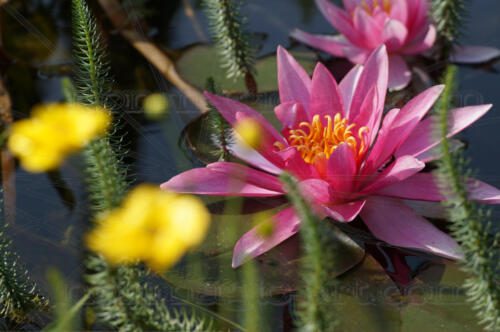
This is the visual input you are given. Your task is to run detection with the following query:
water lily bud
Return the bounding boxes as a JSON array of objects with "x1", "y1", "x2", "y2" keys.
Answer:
[{"x1": 143, "y1": 93, "x2": 169, "y2": 120}]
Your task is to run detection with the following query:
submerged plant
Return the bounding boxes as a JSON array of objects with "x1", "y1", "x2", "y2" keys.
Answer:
[
  {"x1": 431, "y1": 0, "x2": 467, "y2": 60},
  {"x1": 434, "y1": 66, "x2": 500, "y2": 332},
  {"x1": 162, "y1": 45, "x2": 499, "y2": 268},
  {"x1": 204, "y1": 0, "x2": 257, "y2": 95},
  {"x1": 0, "y1": 223, "x2": 47, "y2": 324},
  {"x1": 206, "y1": 77, "x2": 233, "y2": 161}
]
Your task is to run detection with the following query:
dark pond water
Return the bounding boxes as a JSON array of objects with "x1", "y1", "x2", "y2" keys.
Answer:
[{"x1": 1, "y1": 0, "x2": 500, "y2": 330}]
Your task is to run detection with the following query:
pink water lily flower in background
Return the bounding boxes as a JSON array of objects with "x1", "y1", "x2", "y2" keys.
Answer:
[
  {"x1": 292, "y1": 0, "x2": 436, "y2": 91},
  {"x1": 292, "y1": 0, "x2": 500, "y2": 91},
  {"x1": 162, "y1": 45, "x2": 500, "y2": 268}
]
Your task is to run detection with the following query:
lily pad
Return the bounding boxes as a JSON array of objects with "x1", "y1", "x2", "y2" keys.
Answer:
[{"x1": 176, "y1": 44, "x2": 317, "y2": 93}]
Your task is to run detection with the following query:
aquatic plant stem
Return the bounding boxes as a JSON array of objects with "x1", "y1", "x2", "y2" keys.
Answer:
[
  {"x1": 97, "y1": 0, "x2": 208, "y2": 112},
  {"x1": 204, "y1": 0, "x2": 257, "y2": 96},
  {"x1": 431, "y1": 0, "x2": 468, "y2": 61},
  {"x1": 280, "y1": 172, "x2": 336, "y2": 332},
  {"x1": 434, "y1": 66, "x2": 500, "y2": 332}
]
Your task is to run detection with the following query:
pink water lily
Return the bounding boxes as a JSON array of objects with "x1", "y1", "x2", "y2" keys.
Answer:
[
  {"x1": 162, "y1": 45, "x2": 499, "y2": 268},
  {"x1": 291, "y1": 0, "x2": 437, "y2": 91}
]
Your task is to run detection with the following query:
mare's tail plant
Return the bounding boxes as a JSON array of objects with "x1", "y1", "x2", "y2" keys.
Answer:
[
  {"x1": 434, "y1": 66, "x2": 500, "y2": 331},
  {"x1": 280, "y1": 172, "x2": 338, "y2": 332},
  {"x1": 204, "y1": 0, "x2": 257, "y2": 96},
  {"x1": 431, "y1": 0, "x2": 468, "y2": 61},
  {"x1": 206, "y1": 77, "x2": 232, "y2": 161},
  {"x1": 0, "y1": 222, "x2": 47, "y2": 325},
  {"x1": 72, "y1": 0, "x2": 212, "y2": 330}
]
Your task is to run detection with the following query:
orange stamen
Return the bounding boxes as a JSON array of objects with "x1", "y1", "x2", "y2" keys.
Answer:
[
  {"x1": 275, "y1": 114, "x2": 369, "y2": 165},
  {"x1": 360, "y1": 0, "x2": 391, "y2": 15}
]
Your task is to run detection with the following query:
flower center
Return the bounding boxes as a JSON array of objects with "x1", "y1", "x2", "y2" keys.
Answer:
[
  {"x1": 360, "y1": 0, "x2": 391, "y2": 15},
  {"x1": 274, "y1": 114, "x2": 369, "y2": 165}
]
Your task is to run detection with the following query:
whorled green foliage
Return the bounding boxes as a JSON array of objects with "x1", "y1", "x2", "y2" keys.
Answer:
[
  {"x1": 72, "y1": 0, "x2": 128, "y2": 212},
  {"x1": 280, "y1": 172, "x2": 338, "y2": 332},
  {"x1": 204, "y1": 0, "x2": 257, "y2": 94},
  {"x1": 0, "y1": 223, "x2": 47, "y2": 323},
  {"x1": 431, "y1": 0, "x2": 468, "y2": 60},
  {"x1": 434, "y1": 66, "x2": 500, "y2": 331},
  {"x1": 205, "y1": 77, "x2": 233, "y2": 161},
  {"x1": 86, "y1": 258, "x2": 212, "y2": 332},
  {"x1": 72, "y1": 1, "x2": 213, "y2": 331}
]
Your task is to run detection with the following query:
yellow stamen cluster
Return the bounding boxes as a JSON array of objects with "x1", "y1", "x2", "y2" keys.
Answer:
[
  {"x1": 86, "y1": 185, "x2": 210, "y2": 272},
  {"x1": 360, "y1": 0, "x2": 391, "y2": 15},
  {"x1": 275, "y1": 114, "x2": 369, "y2": 165}
]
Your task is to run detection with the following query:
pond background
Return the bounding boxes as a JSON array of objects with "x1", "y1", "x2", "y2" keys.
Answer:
[{"x1": 1, "y1": 0, "x2": 500, "y2": 330}]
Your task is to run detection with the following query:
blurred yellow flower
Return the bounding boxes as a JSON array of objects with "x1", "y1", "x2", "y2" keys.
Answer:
[
  {"x1": 8, "y1": 103, "x2": 111, "y2": 173},
  {"x1": 86, "y1": 185, "x2": 210, "y2": 272},
  {"x1": 143, "y1": 93, "x2": 169, "y2": 120},
  {"x1": 234, "y1": 117, "x2": 263, "y2": 149}
]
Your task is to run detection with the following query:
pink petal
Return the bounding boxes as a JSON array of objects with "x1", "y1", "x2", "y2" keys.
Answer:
[
  {"x1": 299, "y1": 178, "x2": 334, "y2": 205},
  {"x1": 360, "y1": 155, "x2": 425, "y2": 194},
  {"x1": 406, "y1": 0, "x2": 429, "y2": 40},
  {"x1": 366, "y1": 85, "x2": 444, "y2": 171},
  {"x1": 415, "y1": 139, "x2": 464, "y2": 162},
  {"x1": 342, "y1": 0, "x2": 358, "y2": 13},
  {"x1": 360, "y1": 197, "x2": 463, "y2": 260},
  {"x1": 349, "y1": 45, "x2": 389, "y2": 123},
  {"x1": 388, "y1": 54, "x2": 411, "y2": 91},
  {"x1": 310, "y1": 62, "x2": 345, "y2": 119},
  {"x1": 278, "y1": 147, "x2": 320, "y2": 180},
  {"x1": 352, "y1": 7, "x2": 383, "y2": 48},
  {"x1": 315, "y1": 0, "x2": 363, "y2": 45},
  {"x1": 382, "y1": 19, "x2": 408, "y2": 52},
  {"x1": 361, "y1": 107, "x2": 400, "y2": 177},
  {"x1": 322, "y1": 200, "x2": 366, "y2": 222},
  {"x1": 229, "y1": 141, "x2": 283, "y2": 175},
  {"x1": 274, "y1": 101, "x2": 310, "y2": 133},
  {"x1": 277, "y1": 46, "x2": 312, "y2": 112},
  {"x1": 342, "y1": 45, "x2": 372, "y2": 64},
  {"x1": 450, "y1": 46, "x2": 500, "y2": 64},
  {"x1": 376, "y1": 173, "x2": 500, "y2": 204},
  {"x1": 352, "y1": 85, "x2": 379, "y2": 144},
  {"x1": 468, "y1": 179, "x2": 500, "y2": 204},
  {"x1": 388, "y1": 0, "x2": 408, "y2": 26},
  {"x1": 232, "y1": 207, "x2": 300, "y2": 267},
  {"x1": 290, "y1": 30, "x2": 349, "y2": 57},
  {"x1": 205, "y1": 92, "x2": 286, "y2": 169},
  {"x1": 402, "y1": 24, "x2": 436, "y2": 55},
  {"x1": 395, "y1": 104, "x2": 493, "y2": 158},
  {"x1": 404, "y1": 200, "x2": 448, "y2": 219},
  {"x1": 161, "y1": 163, "x2": 284, "y2": 197},
  {"x1": 339, "y1": 64, "x2": 363, "y2": 118},
  {"x1": 326, "y1": 143, "x2": 357, "y2": 201}
]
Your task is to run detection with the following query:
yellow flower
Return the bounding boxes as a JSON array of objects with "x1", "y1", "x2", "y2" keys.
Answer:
[
  {"x1": 8, "y1": 103, "x2": 111, "y2": 173},
  {"x1": 86, "y1": 185, "x2": 210, "y2": 272},
  {"x1": 143, "y1": 93, "x2": 169, "y2": 120},
  {"x1": 234, "y1": 117, "x2": 263, "y2": 149}
]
